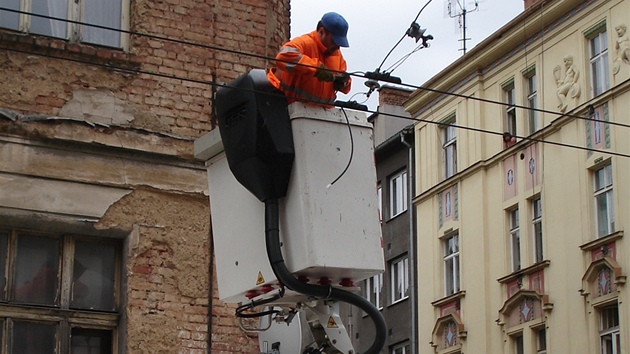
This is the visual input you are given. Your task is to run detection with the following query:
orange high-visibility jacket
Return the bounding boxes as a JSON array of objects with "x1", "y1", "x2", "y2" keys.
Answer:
[{"x1": 267, "y1": 30, "x2": 351, "y2": 107}]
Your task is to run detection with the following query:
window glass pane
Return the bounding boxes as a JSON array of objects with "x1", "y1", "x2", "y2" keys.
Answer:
[
  {"x1": 591, "y1": 36, "x2": 601, "y2": 56},
  {"x1": 510, "y1": 209, "x2": 520, "y2": 271},
  {"x1": 391, "y1": 257, "x2": 408, "y2": 302},
  {"x1": 378, "y1": 273, "x2": 383, "y2": 308},
  {"x1": 369, "y1": 277, "x2": 377, "y2": 306},
  {"x1": 454, "y1": 254, "x2": 460, "y2": 292},
  {"x1": 603, "y1": 52, "x2": 610, "y2": 90},
  {"x1": 0, "y1": 231, "x2": 7, "y2": 301},
  {"x1": 71, "y1": 327, "x2": 113, "y2": 354},
  {"x1": 601, "y1": 305, "x2": 619, "y2": 330},
  {"x1": 534, "y1": 221, "x2": 543, "y2": 262},
  {"x1": 83, "y1": 0, "x2": 122, "y2": 47},
  {"x1": 14, "y1": 235, "x2": 59, "y2": 305},
  {"x1": 445, "y1": 258, "x2": 454, "y2": 294},
  {"x1": 71, "y1": 241, "x2": 117, "y2": 311},
  {"x1": 377, "y1": 184, "x2": 382, "y2": 223},
  {"x1": 537, "y1": 328, "x2": 547, "y2": 351},
  {"x1": 527, "y1": 73, "x2": 538, "y2": 133},
  {"x1": 390, "y1": 171, "x2": 407, "y2": 217},
  {"x1": 31, "y1": 0, "x2": 68, "y2": 38},
  {"x1": 13, "y1": 321, "x2": 57, "y2": 354},
  {"x1": 514, "y1": 334, "x2": 524, "y2": 354},
  {"x1": 444, "y1": 235, "x2": 459, "y2": 295},
  {"x1": 595, "y1": 167, "x2": 605, "y2": 190},
  {"x1": 596, "y1": 192, "x2": 611, "y2": 236},
  {"x1": 512, "y1": 230, "x2": 520, "y2": 271},
  {"x1": 391, "y1": 341, "x2": 409, "y2": 354},
  {"x1": 0, "y1": 0, "x2": 20, "y2": 30}
]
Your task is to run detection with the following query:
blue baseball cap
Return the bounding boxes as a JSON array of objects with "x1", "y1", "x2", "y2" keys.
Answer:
[{"x1": 321, "y1": 12, "x2": 349, "y2": 47}]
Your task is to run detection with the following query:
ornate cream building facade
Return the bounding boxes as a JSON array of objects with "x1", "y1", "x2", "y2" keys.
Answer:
[{"x1": 406, "y1": 0, "x2": 628, "y2": 353}]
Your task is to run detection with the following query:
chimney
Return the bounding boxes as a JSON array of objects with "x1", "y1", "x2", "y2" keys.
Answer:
[{"x1": 378, "y1": 86, "x2": 412, "y2": 107}]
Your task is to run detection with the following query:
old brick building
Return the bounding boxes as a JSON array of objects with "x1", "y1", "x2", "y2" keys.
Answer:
[{"x1": 0, "y1": 0, "x2": 289, "y2": 353}]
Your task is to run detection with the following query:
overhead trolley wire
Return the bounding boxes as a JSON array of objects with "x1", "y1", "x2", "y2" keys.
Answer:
[
  {"x1": 0, "y1": 6, "x2": 343, "y2": 75},
  {"x1": 375, "y1": 0, "x2": 435, "y2": 73},
  {"x1": 0, "y1": 6, "x2": 273, "y2": 63},
  {"x1": 1, "y1": 8, "x2": 629, "y2": 159},
  {"x1": 396, "y1": 80, "x2": 630, "y2": 130},
  {"x1": 1, "y1": 44, "x2": 628, "y2": 160},
  {"x1": 2, "y1": 6, "x2": 629, "y2": 129}
]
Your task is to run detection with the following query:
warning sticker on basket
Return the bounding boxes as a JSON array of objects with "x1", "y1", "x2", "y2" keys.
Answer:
[
  {"x1": 256, "y1": 271, "x2": 265, "y2": 285},
  {"x1": 327, "y1": 316, "x2": 338, "y2": 328}
]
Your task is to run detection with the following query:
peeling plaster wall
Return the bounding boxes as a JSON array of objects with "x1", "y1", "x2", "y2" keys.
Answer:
[
  {"x1": 0, "y1": 0, "x2": 291, "y2": 352},
  {"x1": 96, "y1": 189, "x2": 220, "y2": 353}
]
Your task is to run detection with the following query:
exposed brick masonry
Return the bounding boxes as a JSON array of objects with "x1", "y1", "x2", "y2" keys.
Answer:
[{"x1": 0, "y1": 0, "x2": 290, "y2": 139}]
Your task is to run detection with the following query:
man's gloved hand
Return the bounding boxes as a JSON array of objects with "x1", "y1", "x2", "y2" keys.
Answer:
[
  {"x1": 333, "y1": 72, "x2": 350, "y2": 91},
  {"x1": 314, "y1": 65, "x2": 335, "y2": 82}
]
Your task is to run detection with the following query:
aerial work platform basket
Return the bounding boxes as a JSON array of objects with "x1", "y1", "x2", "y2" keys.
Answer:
[{"x1": 194, "y1": 69, "x2": 384, "y2": 304}]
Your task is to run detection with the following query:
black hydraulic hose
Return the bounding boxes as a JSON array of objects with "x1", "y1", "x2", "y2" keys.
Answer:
[{"x1": 264, "y1": 199, "x2": 387, "y2": 354}]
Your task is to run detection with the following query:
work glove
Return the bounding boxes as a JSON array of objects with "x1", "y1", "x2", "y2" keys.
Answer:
[
  {"x1": 314, "y1": 65, "x2": 335, "y2": 82},
  {"x1": 333, "y1": 72, "x2": 350, "y2": 91}
]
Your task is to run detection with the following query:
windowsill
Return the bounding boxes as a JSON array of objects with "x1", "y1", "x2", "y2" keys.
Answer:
[
  {"x1": 388, "y1": 296, "x2": 409, "y2": 308},
  {"x1": 497, "y1": 260, "x2": 551, "y2": 284},
  {"x1": 0, "y1": 303, "x2": 119, "y2": 324},
  {"x1": 579, "y1": 230, "x2": 624, "y2": 252},
  {"x1": 432, "y1": 290, "x2": 466, "y2": 307},
  {"x1": 387, "y1": 210, "x2": 407, "y2": 222},
  {"x1": 0, "y1": 31, "x2": 139, "y2": 69}
]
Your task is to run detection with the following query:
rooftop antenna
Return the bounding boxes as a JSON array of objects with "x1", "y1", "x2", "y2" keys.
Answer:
[{"x1": 446, "y1": 0, "x2": 479, "y2": 55}]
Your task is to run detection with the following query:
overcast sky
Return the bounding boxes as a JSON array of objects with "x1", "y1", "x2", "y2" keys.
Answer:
[{"x1": 290, "y1": 0, "x2": 525, "y2": 109}]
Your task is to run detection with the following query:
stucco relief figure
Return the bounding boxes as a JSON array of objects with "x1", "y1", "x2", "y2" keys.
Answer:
[
  {"x1": 613, "y1": 24, "x2": 630, "y2": 75},
  {"x1": 554, "y1": 55, "x2": 581, "y2": 113}
]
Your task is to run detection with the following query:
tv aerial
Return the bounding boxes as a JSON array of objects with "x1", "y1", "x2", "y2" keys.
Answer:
[{"x1": 446, "y1": 0, "x2": 480, "y2": 54}]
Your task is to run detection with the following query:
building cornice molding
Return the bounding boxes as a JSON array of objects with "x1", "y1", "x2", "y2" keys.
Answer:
[{"x1": 405, "y1": 0, "x2": 602, "y2": 114}]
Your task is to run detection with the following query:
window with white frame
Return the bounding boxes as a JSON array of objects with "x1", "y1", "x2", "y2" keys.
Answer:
[
  {"x1": 377, "y1": 183, "x2": 382, "y2": 223},
  {"x1": 391, "y1": 341, "x2": 411, "y2": 354},
  {"x1": 536, "y1": 327, "x2": 547, "y2": 354},
  {"x1": 390, "y1": 256, "x2": 409, "y2": 303},
  {"x1": 594, "y1": 164, "x2": 614, "y2": 238},
  {"x1": 363, "y1": 273, "x2": 383, "y2": 310},
  {"x1": 0, "y1": 228, "x2": 121, "y2": 353},
  {"x1": 389, "y1": 170, "x2": 408, "y2": 218},
  {"x1": 525, "y1": 70, "x2": 539, "y2": 134},
  {"x1": 443, "y1": 234, "x2": 460, "y2": 296},
  {"x1": 0, "y1": 0, "x2": 128, "y2": 48},
  {"x1": 600, "y1": 305, "x2": 620, "y2": 354},
  {"x1": 513, "y1": 333, "x2": 524, "y2": 354},
  {"x1": 442, "y1": 120, "x2": 457, "y2": 179},
  {"x1": 504, "y1": 81, "x2": 517, "y2": 136},
  {"x1": 532, "y1": 198, "x2": 543, "y2": 263},
  {"x1": 589, "y1": 27, "x2": 610, "y2": 97},
  {"x1": 509, "y1": 207, "x2": 521, "y2": 272}
]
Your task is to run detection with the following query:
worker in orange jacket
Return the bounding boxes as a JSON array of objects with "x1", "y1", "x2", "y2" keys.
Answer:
[{"x1": 267, "y1": 12, "x2": 352, "y2": 107}]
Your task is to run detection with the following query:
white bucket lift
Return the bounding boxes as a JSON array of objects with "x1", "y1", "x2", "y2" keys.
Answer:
[
  {"x1": 195, "y1": 102, "x2": 384, "y2": 304},
  {"x1": 194, "y1": 69, "x2": 386, "y2": 354}
]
